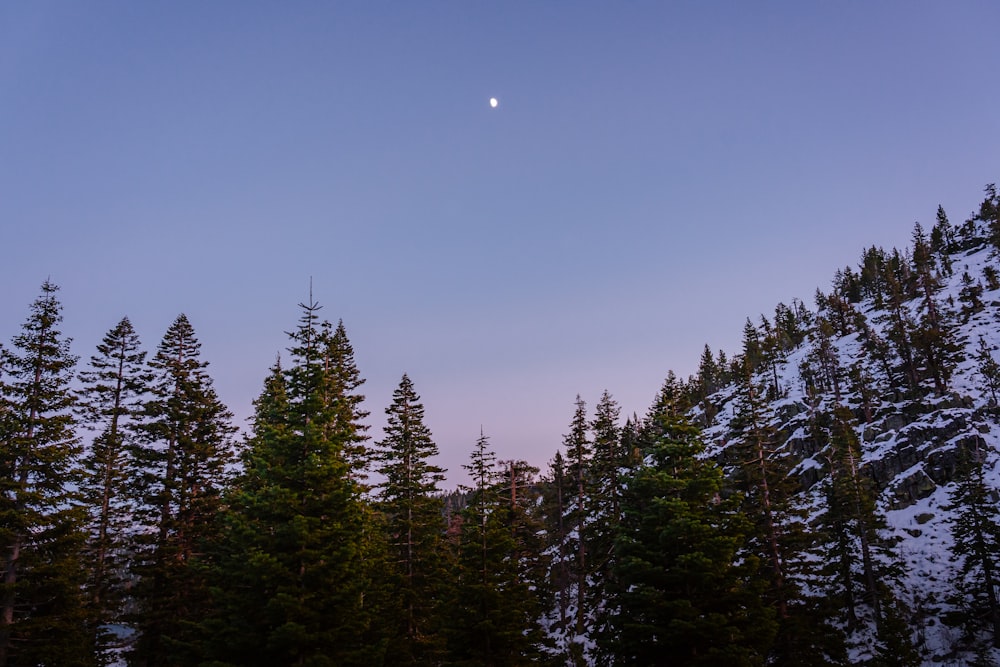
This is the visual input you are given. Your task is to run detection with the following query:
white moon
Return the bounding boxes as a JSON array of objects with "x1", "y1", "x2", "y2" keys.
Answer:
[{"x1": 489, "y1": 97, "x2": 498, "y2": 108}]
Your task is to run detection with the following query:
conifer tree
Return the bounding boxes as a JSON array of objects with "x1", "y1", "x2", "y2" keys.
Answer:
[
  {"x1": 930, "y1": 205, "x2": 955, "y2": 274},
  {"x1": 563, "y1": 395, "x2": 591, "y2": 657},
  {"x1": 877, "y1": 269, "x2": 921, "y2": 394},
  {"x1": 77, "y1": 316, "x2": 150, "y2": 661},
  {"x1": 497, "y1": 458, "x2": 552, "y2": 659},
  {"x1": 811, "y1": 406, "x2": 919, "y2": 664},
  {"x1": 597, "y1": 412, "x2": 776, "y2": 665},
  {"x1": 0, "y1": 281, "x2": 92, "y2": 666},
  {"x1": 540, "y1": 449, "x2": 573, "y2": 637},
  {"x1": 447, "y1": 431, "x2": 543, "y2": 665},
  {"x1": 958, "y1": 272, "x2": 986, "y2": 321},
  {"x1": 589, "y1": 390, "x2": 623, "y2": 532},
  {"x1": 910, "y1": 222, "x2": 962, "y2": 395},
  {"x1": 976, "y1": 183, "x2": 1000, "y2": 250},
  {"x1": 692, "y1": 347, "x2": 719, "y2": 426},
  {"x1": 203, "y1": 298, "x2": 377, "y2": 666},
  {"x1": 584, "y1": 391, "x2": 623, "y2": 654},
  {"x1": 731, "y1": 363, "x2": 794, "y2": 621},
  {"x1": 129, "y1": 314, "x2": 236, "y2": 666},
  {"x1": 975, "y1": 337, "x2": 1000, "y2": 405},
  {"x1": 327, "y1": 320, "x2": 371, "y2": 484},
  {"x1": 373, "y1": 373, "x2": 447, "y2": 664},
  {"x1": 947, "y1": 443, "x2": 1000, "y2": 650},
  {"x1": 730, "y1": 362, "x2": 842, "y2": 664}
]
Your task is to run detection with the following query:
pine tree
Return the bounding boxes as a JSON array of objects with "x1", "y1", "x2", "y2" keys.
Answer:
[
  {"x1": 539, "y1": 449, "x2": 573, "y2": 640},
  {"x1": 585, "y1": 390, "x2": 622, "y2": 646},
  {"x1": 77, "y1": 317, "x2": 150, "y2": 662},
  {"x1": 563, "y1": 395, "x2": 591, "y2": 660},
  {"x1": 589, "y1": 390, "x2": 623, "y2": 534},
  {"x1": 976, "y1": 337, "x2": 1000, "y2": 405},
  {"x1": 930, "y1": 205, "x2": 955, "y2": 275},
  {"x1": 0, "y1": 281, "x2": 92, "y2": 666},
  {"x1": 730, "y1": 364, "x2": 794, "y2": 620},
  {"x1": 597, "y1": 412, "x2": 776, "y2": 665},
  {"x1": 203, "y1": 297, "x2": 377, "y2": 666},
  {"x1": 496, "y1": 458, "x2": 551, "y2": 660},
  {"x1": 947, "y1": 442, "x2": 1000, "y2": 651},
  {"x1": 975, "y1": 183, "x2": 1000, "y2": 250},
  {"x1": 958, "y1": 272, "x2": 986, "y2": 321},
  {"x1": 812, "y1": 406, "x2": 919, "y2": 664},
  {"x1": 326, "y1": 320, "x2": 371, "y2": 484},
  {"x1": 695, "y1": 347, "x2": 719, "y2": 426},
  {"x1": 730, "y1": 362, "x2": 842, "y2": 664},
  {"x1": 373, "y1": 373, "x2": 447, "y2": 664},
  {"x1": 129, "y1": 314, "x2": 236, "y2": 666},
  {"x1": 447, "y1": 431, "x2": 543, "y2": 665},
  {"x1": 910, "y1": 222, "x2": 962, "y2": 395}
]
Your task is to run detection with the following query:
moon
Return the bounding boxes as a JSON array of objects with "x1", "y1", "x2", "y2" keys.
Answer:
[{"x1": 489, "y1": 97, "x2": 498, "y2": 108}]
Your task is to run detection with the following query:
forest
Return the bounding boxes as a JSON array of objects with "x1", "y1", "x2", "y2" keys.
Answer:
[{"x1": 3, "y1": 183, "x2": 1000, "y2": 666}]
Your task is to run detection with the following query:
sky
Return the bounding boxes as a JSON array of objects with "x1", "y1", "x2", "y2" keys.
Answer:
[{"x1": 2, "y1": 2, "x2": 999, "y2": 487}]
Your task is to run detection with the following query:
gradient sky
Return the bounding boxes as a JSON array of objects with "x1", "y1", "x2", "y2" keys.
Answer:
[{"x1": 2, "y1": 2, "x2": 999, "y2": 486}]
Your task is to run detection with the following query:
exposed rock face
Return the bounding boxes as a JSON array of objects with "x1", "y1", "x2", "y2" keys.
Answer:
[{"x1": 694, "y1": 227, "x2": 1000, "y2": 663}]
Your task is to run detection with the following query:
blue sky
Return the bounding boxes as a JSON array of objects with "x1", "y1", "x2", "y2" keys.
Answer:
[{"x1": 2, "y1": 2, "x2": 998, "y2": 485}]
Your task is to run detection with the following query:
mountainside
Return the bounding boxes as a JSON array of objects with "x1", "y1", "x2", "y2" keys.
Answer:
[{"x1": 688, "y1": 188, "x2": 1000, "y2": 664}]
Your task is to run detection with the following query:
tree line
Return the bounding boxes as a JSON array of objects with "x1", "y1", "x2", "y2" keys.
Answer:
[{"x1": 2, "y1": 183, "x2": 1000, "y2": 665}]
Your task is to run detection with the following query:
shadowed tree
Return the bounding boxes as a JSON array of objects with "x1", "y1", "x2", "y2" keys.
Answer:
[
  {"x1": 200, "y1": 296, "x2": 379, "y2": 666},
  {"x1": 129, "y1": 314, "x2": 236, "y2": 667},
  {"x1": 597, "y1": 411, "x2": 776, "y2": 666},
  {"x1": 373, "y1": 373, "x2": 447, "y2": 664},
  {"x1": 0, "y1": 281, "x2": 92, "y2": 666},
  {"x1": 77, "y1": 316, "x2": 150, "y2": 662}
]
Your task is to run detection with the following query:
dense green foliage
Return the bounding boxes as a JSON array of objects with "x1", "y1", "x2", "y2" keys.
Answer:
[{"x1": 5, "y1": 185, "x2": 1000, "y2": 665}]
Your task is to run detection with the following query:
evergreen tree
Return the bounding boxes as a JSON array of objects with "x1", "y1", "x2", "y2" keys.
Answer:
[
  {"x1": 129, "y1": 314, "x2": 236, "y2": 666},
  {"x1": 585, "y1": 391, "x2": 623, "y2": 654},
  {"x1": 563, "y1": 395, "x2": 591, "y2": 660},
  {"x1": 976, "y1": 183, "x2": 1000, "y2": 250},
  {"x1": 696, "y1": 347, "x2": 719, "y2": 426},
  {"x1": 859, "y1": 246, "x2": 889, "y2": 308},
  {"x1": 496, "y1": 458, "x2": 552, "y2": 661},
  {"x1": 447, "y1": 431, "x2": 542, "y2": 665},
  {"x1": 811, "y1": 406, "x2": 919, "y2": 665},
  {"x1": 947, "y1": 442, "x2": 1000, "y2": 651},
  {"x1": 373, "y1": 373, "x2": 447, "y2": 664},
  {"x1": 203, "y1": 297, "x2": 377, "y2": 666},
  {"x1": 539, "y1": 449, "x2": 573, "y2": 640},
  {"x1": 326, "y1": 320, "x2": 371, "y2": 484},
  {"x1": 730, "y1": 362, "x2": 842, "y2": 664},
  {"x1": 589, "y1": 390, "x2": 623, "y2": 533},
  {"x1": 730, "y1": 364, "x2": 794, "y2": 620},
  {"x1": 77, "y1": 317, "x2": 150, "y2": 662},
  {"x1": 976, "y1": 337, "x2": 1000, "y2": 405},
  {"x1": 0, "y1": 281, "x2": 92, "y2": 666},
  {"x1": 958, "y1": 272, "x2": 986, "y2": 321},
  {"x1": 930, "y1": 205, "x2": 955, "y2": 275},
  {"x1": 910, "y1": 222, "x2": 962, "y2": 395},
  {"x1": 597, "y1": 412, "x2": 776, "y2": 665},
  {"x1": 877, "y1": 269, "x2": 921, "y2": 395},
  {"x1": 742, "y1": 318, "x2": 763, "y2": 372}
]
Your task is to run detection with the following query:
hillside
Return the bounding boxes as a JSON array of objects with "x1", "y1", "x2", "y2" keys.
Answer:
[{"x1": 686, "y1": 186, "x2": 1000, "y2": 664}]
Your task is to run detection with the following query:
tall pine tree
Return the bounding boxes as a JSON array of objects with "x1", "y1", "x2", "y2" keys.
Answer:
[
  {"x1": 129, "y1": 314, "x2": 236, "y2": 666},
  {"x1": 947, "y1": 442, "x2": 1000, "y2": 651},
  {"x1": 373, "y1": 373, "x2": 447, "y2": 664},
  {"x1": 597, "y1": 411, "x2": 776, "y2": 666},
  {"x1": 204, "y1": 297, "x2": 377, "y2": 666},
  {"x1": 447, "y1": 431, "x2": 543, "y2": 666},
  {"x1": 77, "y1": 316, "x2": 150, "y2": 663},
  {"x1": 0, "y1": 281, "x2": 92, "y2": 666}
]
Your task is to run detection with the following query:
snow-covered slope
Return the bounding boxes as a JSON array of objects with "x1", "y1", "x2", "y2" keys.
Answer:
[{"x1": 696, "y1": 220, "x2": 1000, "y2": 664}]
